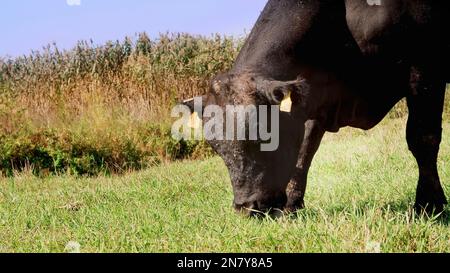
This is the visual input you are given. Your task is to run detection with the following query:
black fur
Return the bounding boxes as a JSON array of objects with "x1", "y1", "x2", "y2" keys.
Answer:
[{"x1": 187, "y1": 0, "x2": 449, "y2": 216}]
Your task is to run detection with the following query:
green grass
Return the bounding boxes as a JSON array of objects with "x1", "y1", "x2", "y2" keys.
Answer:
[{"x1": 0, "y1": 117, "x2": 449, "y2": 253}]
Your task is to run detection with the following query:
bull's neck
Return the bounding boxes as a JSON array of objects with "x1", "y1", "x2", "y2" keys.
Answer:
[{"x1": 229, "y1": 0, "x2": 402, "y2": 131}]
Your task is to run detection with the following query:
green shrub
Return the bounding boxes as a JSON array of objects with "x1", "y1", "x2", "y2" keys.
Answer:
[{"x1": 0, "y1": 125, "x2": 214, "y2": 177}]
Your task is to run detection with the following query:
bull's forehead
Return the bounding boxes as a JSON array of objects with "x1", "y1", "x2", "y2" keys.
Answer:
[{"x1": 211, "y1": 77, "x2": 257, "y2": 106}]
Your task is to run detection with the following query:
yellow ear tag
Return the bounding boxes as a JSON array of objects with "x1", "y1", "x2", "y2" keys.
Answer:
[
  {"x1": 280, "y1": 91, "x2": 293, "y2": 113},
  {"x1": 187, "y1": 112, "x2": 202, "y2": 129}
]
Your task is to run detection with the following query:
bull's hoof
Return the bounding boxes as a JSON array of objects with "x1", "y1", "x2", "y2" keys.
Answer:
[
  {"x1": 285, "y1": 198, "x2": 305, "y2": 213},
  {"x1": 415, "y1": 182, "x2": 448, "y2": 216},
  {"x1": 414, "y1": 200, "x2": 447, "y2": 216}
]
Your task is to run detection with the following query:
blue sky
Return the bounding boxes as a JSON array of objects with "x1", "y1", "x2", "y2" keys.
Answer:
[{"x1": 0, "y1": 0, "x2": 267, "y2": 57}]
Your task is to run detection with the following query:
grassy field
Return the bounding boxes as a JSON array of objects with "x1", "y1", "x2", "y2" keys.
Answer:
[
  {"x1": 1, "y1": 117, "x2": 449, "y2": 253},
  {"x1": 1, "y1": 33, "x2": 449, "y2": 253}
]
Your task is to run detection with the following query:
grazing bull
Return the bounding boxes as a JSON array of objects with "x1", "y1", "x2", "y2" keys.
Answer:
[{"x1": 183, "y1": 0, "x2": 449, "y2": 216}]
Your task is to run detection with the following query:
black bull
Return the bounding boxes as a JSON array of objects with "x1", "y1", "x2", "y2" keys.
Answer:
[{"x1": 183, "y1": 0, "x2": 450, "y2": 216}]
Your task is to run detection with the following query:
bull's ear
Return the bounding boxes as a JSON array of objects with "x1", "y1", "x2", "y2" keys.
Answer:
[{"x1": 258, "y1": 79, "x2": 309, "y2": 112}]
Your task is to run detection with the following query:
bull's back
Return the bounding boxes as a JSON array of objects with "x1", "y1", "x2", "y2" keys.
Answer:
[{"x1": 346, "y1": 0, "x2": 448, "y2": 67}]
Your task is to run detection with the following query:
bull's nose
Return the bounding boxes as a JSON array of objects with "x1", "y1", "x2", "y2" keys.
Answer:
[{"x1": 234, "y1": 201, "x2": 259, "y2": 215}]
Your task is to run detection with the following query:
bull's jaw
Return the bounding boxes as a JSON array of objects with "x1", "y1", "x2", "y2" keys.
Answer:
[{"x1": 215, "y1": 109, "x2": 306, "y2": 217}]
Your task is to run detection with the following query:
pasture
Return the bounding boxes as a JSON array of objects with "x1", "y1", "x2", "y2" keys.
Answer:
[
  {"x1": 1, "y1": 33, "x2": 449, "y2": 253},
  {"x1": 1, "y1": 117, "x2": 449, "y2": 253}
]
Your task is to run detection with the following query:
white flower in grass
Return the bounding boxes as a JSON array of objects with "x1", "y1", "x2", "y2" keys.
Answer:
[
  {"x1": 365, "y1": 241, "x2": 382, "y2": 253},
  {"x1": 0, "y1": 245, "x2": 7, "y2": 253},
  {"x1": 64, "y1": 241, "x2": 81, "y2": 253}
]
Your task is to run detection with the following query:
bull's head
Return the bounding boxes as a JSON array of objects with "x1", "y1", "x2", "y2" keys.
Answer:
[{"x1": 182, "y1": 72, "x2": 313, "y2": 216}]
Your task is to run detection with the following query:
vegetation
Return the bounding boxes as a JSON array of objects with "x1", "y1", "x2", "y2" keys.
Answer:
[
  {"x1": 0, "y1": 33, "x2": 240, "y2": 176},
  {"x1": 1, "y1": 32, "x2": 450, "y2": 176},
  {"x1": 1, "y1": 32, "x2": 449, "y2": 253},
  {"x1": 0, "y1": 118, "x2": 449, "y2": 253}
]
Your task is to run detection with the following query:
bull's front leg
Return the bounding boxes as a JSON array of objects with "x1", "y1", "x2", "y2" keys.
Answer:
[
  {"x1": 285, "y1": 120, "x2": 325, "y2": 212},
  {"x1": 407, "y1": 67, "x2": 448, "y2": 215}
]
